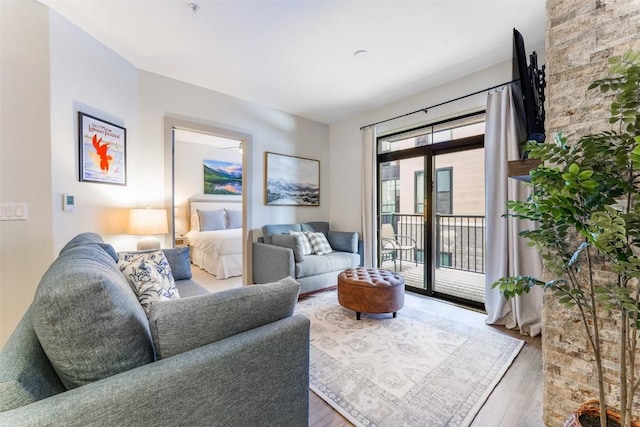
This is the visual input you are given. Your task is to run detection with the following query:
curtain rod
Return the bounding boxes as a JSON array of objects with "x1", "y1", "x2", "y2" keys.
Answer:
[{"x1": 360, "y1": 79, "x2": 517, "y2": 130}]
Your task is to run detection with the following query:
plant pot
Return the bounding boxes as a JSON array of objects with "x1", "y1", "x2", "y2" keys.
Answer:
[{"x1": 564, "y1": 399, "x2": 640, "y2": 427}]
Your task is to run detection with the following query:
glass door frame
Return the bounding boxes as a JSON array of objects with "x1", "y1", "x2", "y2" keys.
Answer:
[{"x1": 376, "y1": 119, "x2": 485, "y2": 310}]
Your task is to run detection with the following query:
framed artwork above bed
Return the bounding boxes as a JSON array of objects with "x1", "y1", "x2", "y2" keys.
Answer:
[{"x1": 203, "y1": 159, "x2": 242, "y2": 196}]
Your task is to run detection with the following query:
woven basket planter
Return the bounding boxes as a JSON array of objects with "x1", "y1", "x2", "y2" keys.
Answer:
[{"x1": 564, "y1": 400, "x2": 640, "y2": 427}]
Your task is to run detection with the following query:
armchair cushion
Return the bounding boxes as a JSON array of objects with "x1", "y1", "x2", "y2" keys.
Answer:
[
  {"x1": 30, "y1": 234, "x2": 154, "y2": 390},
  {"x1": 148, "y1": 277, "x2": 301, "y2": 359},
  {"x1": 272, "y1": 234, "x2": 305, "y2": 262}
]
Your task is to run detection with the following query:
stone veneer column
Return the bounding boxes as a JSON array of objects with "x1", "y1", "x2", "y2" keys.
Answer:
[{"x1": 544, "y1": 0, "x2": 640, "y2": 425}]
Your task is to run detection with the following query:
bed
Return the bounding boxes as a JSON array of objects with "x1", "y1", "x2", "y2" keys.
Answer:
[{"x1": 184, "y1": 199, "x2": 243, "y2": 279}]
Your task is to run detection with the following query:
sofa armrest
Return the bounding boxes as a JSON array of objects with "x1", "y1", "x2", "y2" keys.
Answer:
[
  {"x1": 148, "y1": 277, "x2": 301, "y2": 359},
  {"x1": 328, "y1": 231, "x2": 358, "y2": 253},
  {"x1": 0, "y1": 315, "x2": 310, "y2": 427},
  {"x1": 252, "y1": 242, "x2": 295, "y2": 283}
]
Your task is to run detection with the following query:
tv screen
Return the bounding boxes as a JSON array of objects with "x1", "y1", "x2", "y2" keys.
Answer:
[{"x1": 513, "y1": 28, "x2": 545, "y2": 143}]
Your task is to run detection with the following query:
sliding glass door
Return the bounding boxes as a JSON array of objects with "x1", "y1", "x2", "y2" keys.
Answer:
[
  {"x1": 432, "y1": 148, "x2": 485, "y2": 305},
  {"x1": 377, "y1": 113, "x2": 486, "y2": 309}
]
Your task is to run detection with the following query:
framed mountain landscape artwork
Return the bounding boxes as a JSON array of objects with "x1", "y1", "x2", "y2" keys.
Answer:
[
  {"x1": 265, "y1": 152, "x2": 319, "y2": 206},
  {"x1": 203, "y1": 159, "x2": 242, "y2": 196},
  {"x1": 78, "y1": 112, "x2": 127, "y2": 185}
]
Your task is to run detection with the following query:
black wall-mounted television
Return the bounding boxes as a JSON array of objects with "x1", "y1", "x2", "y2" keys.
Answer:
[{"x1": 513, "y1": 28, "x2": 546, "y2": 144}]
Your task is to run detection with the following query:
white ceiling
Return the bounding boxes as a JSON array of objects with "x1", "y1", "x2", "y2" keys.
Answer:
[{"x1": 38, "y1": 0, "x2": 546, "y2": 124}]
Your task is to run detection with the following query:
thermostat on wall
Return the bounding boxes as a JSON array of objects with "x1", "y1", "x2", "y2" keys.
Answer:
[{"x1": 63, "y1": 194, "x2": 75, "y2": 212}]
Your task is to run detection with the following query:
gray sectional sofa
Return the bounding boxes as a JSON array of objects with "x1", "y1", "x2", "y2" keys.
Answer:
[
  {"x1": 252, "y1": 221, "x2": 361, "y2": 295},
  {"x1": 0, "y1": 232, "x2": 310, "y2": 426}
]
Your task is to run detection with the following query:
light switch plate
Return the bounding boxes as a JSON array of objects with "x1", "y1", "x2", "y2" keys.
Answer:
[{"x1": 0, "y1": 203, "x2": 28, "y2": 220}]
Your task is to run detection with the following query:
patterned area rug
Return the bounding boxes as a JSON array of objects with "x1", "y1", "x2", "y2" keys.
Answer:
[{"x1": 295, "y1": 290, "x2": 524, "y2": 427}]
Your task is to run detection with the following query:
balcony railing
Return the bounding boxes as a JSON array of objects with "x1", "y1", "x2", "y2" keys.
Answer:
[{"x1": 380, "y1": 213, "x2": 485, "y2": 274}]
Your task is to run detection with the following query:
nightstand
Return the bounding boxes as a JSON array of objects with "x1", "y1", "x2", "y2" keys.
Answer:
[{"x1": 175, "y1": 235, "x2": 186, "y2": 247}]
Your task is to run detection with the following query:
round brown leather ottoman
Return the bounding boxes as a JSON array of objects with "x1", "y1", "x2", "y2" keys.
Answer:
[{"x1": 337, "y1": 267, "x2": 405, "y2": 320}]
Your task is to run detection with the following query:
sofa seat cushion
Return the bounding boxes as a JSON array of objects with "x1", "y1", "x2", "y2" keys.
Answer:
[
  {"x1": 175, "y1": 279, "x2": 210, "y2": 298},
  {"x1": 295, "y1": 252, "x2": 360, "y2": 279},
  {"x1": 30, "y1": 233, "x2": 155, "y2": 390}
]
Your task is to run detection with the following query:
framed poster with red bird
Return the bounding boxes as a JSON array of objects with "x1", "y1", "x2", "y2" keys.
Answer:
[{"x1": 78, "y1": 112, "x2": 127, "y2": 185}]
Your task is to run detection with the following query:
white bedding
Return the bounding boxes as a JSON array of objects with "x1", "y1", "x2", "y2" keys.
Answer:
[{"x1": 185, "y1": 228, "x2": 242, "y2": 279}]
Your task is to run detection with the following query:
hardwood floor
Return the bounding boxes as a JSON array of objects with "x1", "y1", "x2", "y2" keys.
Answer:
[{"x1": 190, "y1": 267, "x2": 543, "y2": 426}]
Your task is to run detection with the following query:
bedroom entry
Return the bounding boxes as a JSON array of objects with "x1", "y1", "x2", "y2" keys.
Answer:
[{"x1": 166, "y1": 119, "x2": 251, "y2": 285}]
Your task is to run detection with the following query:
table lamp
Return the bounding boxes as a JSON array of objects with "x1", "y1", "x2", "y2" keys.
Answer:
[{"x1": 127, "y1": 207, "x2": 168, "y2": 250}]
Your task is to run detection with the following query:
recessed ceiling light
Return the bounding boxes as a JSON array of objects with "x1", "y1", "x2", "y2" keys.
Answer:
[{"x1": 353, "y1": 49, "x2": 369, "y2": 58}]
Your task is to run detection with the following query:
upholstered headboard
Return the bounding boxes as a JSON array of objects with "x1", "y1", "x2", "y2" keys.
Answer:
[{"x1": 187, "y1": 196, "x2": 242, "y2": 232}]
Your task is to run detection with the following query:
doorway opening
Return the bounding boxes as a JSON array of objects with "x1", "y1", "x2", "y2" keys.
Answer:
[{"x1": 164, "y1": 118, "x2": 252, "y2": 286}]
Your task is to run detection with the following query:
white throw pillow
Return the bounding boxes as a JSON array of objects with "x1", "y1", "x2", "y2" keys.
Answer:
[
  {"x1": 118, "y1": 250, "x2": 180, "y2": 314},
  {"x1": 305, "y1": 232, "x2": 333, "y2": 256}
]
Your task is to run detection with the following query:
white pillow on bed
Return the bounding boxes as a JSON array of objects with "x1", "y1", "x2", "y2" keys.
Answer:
[{"x1": 197, "y1": 209, "x2": 226, "y2": 231}]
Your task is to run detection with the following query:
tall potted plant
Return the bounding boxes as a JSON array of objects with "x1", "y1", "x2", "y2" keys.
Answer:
[{"x1": 493, "y1": 51, "x2": 640, "y2": 427}]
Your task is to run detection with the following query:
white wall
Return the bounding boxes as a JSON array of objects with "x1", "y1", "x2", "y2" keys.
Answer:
[
  {"x1": 327, "y1": 60, "x2": 514, "y2": 234},
  {"x1": 0, "y1": 1, "x2": 330, "y2": 346},
  {"x1": 0, "y1": 0, "x2": 53, "y2": 347},
  {"x1": 48, "y1": 10, "x2": 142, "y2": 254}
]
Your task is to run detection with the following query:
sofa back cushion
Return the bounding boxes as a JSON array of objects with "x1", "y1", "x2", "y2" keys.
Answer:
[
  {"x1": 0, "y1": 308, "x2": 66, "y2": 411},
  {"x1": 262, "y1": 223, "x2": 301, "y2": 244},
  {"x1": 30, "y1": 233, "x2": 155, "y2": 390},
  {"x1": 301, "y1": 221, "x2": 330, "y2": 235}
]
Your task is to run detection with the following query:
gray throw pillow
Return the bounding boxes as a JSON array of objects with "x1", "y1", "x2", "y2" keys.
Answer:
[
  {"x1": 162, "y1": 247, "x2": 192, "y2": 280},
  {"x1": 328, "y1": 231, "x2": 358, "y2": 253},
  {"x1": 272, "y1": 234, "x2": 305, "y2": 262},
  {"x1": 197, "y1": 209, "x2": 226, "y2": 231}
]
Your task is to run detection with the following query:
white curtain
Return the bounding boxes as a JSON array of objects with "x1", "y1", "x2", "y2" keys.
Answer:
[
  {"x1": 361, "y1": 126, "x2": 377, "y2": 268},
  {"x1": 484, "y1": 84, "x2": 543, "y2": 337}
]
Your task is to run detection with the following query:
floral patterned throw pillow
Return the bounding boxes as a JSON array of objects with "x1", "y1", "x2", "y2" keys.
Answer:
[{"x1": 117, "y1": 250, "x2": 180, "y2": 314}]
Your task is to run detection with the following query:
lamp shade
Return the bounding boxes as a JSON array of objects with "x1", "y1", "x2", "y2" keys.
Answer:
[{"x1": 127, "y1": 208, "x2": 168, "y2": 235}]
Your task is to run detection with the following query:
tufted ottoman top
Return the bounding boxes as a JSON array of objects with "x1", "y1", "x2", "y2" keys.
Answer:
[{"x1": 338, "y1": 267, "x2": 404, "y2": 288}]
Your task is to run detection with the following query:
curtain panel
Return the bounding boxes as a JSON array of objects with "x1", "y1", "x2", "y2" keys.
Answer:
[
  {"x1": 361, "y1": 126, "x2": 377, "y2": 268},
  {"x1": 484, "y1": 84, "x2": 543, "y2": 337}
]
